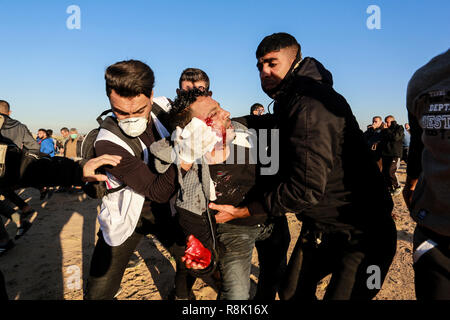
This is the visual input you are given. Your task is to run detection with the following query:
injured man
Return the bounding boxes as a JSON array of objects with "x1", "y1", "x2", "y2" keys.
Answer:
[{"x1": 151, "y1": 88, "x2": 290, "y2": 300}]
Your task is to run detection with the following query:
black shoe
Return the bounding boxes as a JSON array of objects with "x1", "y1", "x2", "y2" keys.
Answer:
[
  {"x1": 15, "y1": 221, "x2": 32, "y2": 240},
  {"x1": 0, "y1": 240, "x2": 15, "y2": 257}
]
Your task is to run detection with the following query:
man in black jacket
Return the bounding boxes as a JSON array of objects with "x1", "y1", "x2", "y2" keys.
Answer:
[
  {"x1": 211, "y1": 32, "x2": 397, "y2": 300},
  {"x1": 363, "y1": 116, "x2": 384, "y2": 171},
  {"x1": 380, "y1": 115, "x2": 405, "y2": 195}
]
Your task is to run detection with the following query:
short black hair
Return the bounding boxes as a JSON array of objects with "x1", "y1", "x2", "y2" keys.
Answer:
[
  {"x1": 60, "y1": 127, "x2": 69, "y2": 132},
  {"x1": 179, "y1": 68, "x2": 210, "y2": 91},
  {"x1": 47, "y1": 129, "x2": 53, "y2": 137},
  {"x1": 168, "y1": 88, "x2": 210, "y2": 131},
  {"x1": 385, "y1": 115, "x2": 395, "y2": 122},
  {"x1": 38, "y1": 128, "x2": 48, "y2": 137},
  {"x1": 250, "y1": 103, "x2": 264, "y2": 114},
  {"x1": 256, "y1": 32, "x2": 301, "y2": 59},
  {"x1": 105, "y1": 60, "x2": 154, "y2": 98}
]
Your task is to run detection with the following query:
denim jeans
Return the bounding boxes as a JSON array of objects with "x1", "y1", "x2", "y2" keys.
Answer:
[{"x1": 216, "y1": 222, "x2": 274, "y2": 300}]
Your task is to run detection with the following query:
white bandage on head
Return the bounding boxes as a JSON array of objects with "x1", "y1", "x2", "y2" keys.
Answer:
[{"x1": 174, "y1": 117, "x2": 222, "y2": 164}]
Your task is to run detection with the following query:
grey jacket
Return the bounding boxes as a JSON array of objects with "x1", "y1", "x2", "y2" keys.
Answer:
[
  {"x1": 406, "y1": 48, "x2": 450, "y2": 237},
  {"x1": 0, "y1": 114, "x2": 40, "y2": 153}
]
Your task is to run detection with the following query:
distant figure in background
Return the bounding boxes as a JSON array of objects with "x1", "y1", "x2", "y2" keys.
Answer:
[
  {"x1": 363, "y1": 116, "x2": 384, "y2": 171},
  {"x1": 405, "y1": 123, "x2": 410, "y2": 133},
  {"x1": 0, "y1": 100, "x2": 37, "y2": 239},
  {"x1": 37, "y1": 128, "x2": 55, "y2": 157},
  {"x1": 58, "y1": 127, "x2": 70, "y2": 155},
  {"x1": 380, "y1": 115, "x2": 404, "y2": 196},
  {"x1": 46, "y1": 129, "x2": 58, "y2": 155},
  {"x1": 250, "y1": 103, "x2": 265, "y2": 116},
  {"x1": 402, "y1": 123, "x2": 411, "y2": 163},
  {"x1": 403, "y1": 48, "x2": 450, "y2": 300},
  {"x1": 64, "y1": 128, "x2": 82, "y2": 160},
  {"x1": 37, "y1": 128, "x2": 55, "y2": 199}
]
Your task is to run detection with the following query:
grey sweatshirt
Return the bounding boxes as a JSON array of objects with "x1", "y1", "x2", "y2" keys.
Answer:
[
  {"x1": 406, "y1": 48, "x2": 450, "y2": 237},
  {"x1": 0, "y1": 114, "x2": 40, "y2": 153}
]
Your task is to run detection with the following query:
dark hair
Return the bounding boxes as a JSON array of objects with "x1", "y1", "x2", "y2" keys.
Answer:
[
  {"x1": 0, "y1": 100, "x2": 10, "y2": 114},
  {"x1": 105, "y1": 60, "x2": 154, "y2": 98},
  {"x1": 168, "y1": 88, "x2": 210, "y2": 131},
  {"x1": 47, "y1": 129, "x2": 53, "y2": 137},
  {"x1": 372, "y1": 116, "x2": 382, "y2": 122},
  {"x1": 179, "y1": 68, "x2": 210, "y2": 91},
  {"x1": 38, "y1": 128, "x2": 48, "y2": 137},
  {"x1": 385, "y1": 115, "x2": 395, "y2": 122},
  {"x1": 60, "y1": 127, "x2": 69, "y2": 132},
  {"x1": 256, "y1": 32, "x2": 301, "y2": 59},
  {"x1": 250, "y1": 103, "x2": 264, "y2": 114}
]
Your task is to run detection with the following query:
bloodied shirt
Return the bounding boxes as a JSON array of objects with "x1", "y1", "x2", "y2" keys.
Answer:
[{"x1": 209, "y1": 143, "x2": 268, "y2": 226}]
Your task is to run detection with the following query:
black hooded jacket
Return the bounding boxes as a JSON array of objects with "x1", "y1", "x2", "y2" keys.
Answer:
[
  {"x1": 261, "y1": 57, "x2": 393, "y2": 232},
  {"x1": 380, "y1": 123, "x2": 405, "y2": 158}
]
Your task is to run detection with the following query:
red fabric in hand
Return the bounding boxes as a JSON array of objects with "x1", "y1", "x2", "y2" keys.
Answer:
[{"x1": 182, "y1": 235, "x2": 212, "y2": 269}]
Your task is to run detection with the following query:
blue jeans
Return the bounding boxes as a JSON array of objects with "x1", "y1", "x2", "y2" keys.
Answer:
[{"x1": 216, "y1": 222, "x2": 274, "y2": 300}]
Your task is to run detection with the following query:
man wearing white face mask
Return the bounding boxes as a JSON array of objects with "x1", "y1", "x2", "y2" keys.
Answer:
[
  {"x1": 84, "y1": 60, "x2": 190, "y2": 300},
  {"x1": 63, "y1": 128, "x2": 83, "y2": 160}
]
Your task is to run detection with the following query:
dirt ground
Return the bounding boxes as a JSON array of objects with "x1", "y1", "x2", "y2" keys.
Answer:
[{"x1": 1, "y1": 164, "x2": 415, "y2": 300}]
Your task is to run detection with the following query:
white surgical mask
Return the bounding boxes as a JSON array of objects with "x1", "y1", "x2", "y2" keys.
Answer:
[{"x1": 118, "y1": 117, "x2": 148, "y2": 137}]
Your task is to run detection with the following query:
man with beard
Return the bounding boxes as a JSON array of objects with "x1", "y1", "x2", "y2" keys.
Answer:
[
  {"x1": 211, "y1": 32, "x2": 397, "y2": 300},
  {"x1": 151, "y1": 87, "x2": 290, "y2": 300}
]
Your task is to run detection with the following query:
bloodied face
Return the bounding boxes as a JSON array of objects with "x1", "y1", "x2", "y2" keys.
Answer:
[{"x1": 189, "y1": 96, "x2": 235, "y2": 147}]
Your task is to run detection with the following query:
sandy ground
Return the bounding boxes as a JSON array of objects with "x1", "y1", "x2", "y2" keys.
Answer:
[{"x1": 1, "y1": 164, "x2": 415, "y2": 300}]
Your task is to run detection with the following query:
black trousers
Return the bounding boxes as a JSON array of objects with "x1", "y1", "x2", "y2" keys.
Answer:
[
  {"x1": 0, "y1": 189, "x2": 28, "y2": 210},
  {"x1": 413, "y1": 226, "x2": 450, "y2": 300},
  {"x1": 382, "y1": 156, "x2": 400, "y2": 190},
  {"x1": 254, "y1": 215, "x2": 291, "y2": 300},
  {"x1": 0, "y1": 270, "x2": 7, "y2": 300},
  {"x1": 280, "y1": 217, "x2": 397, "y2": 300},
  {"x1": 85, "y1": 205, "x2": 186, "y2": 300}
]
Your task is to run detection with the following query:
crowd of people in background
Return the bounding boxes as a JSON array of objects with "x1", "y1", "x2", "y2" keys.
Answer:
[
  {"x1": 363, "y1": 115, "x2": 411, "y2": 197},
  {"x1": 0, "y1": 99, "x2": 86, "y2": 252},
  {"x1": 35, "y1": 127, "x2": 84, "y2": 159},
  {"x1": 0, "y1": 33, "x2": 448, "y2": 302}
]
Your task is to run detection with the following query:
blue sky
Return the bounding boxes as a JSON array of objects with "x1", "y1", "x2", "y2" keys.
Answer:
[{"x1": 0, "y1": 0, "x2": 449, "y2": 134}]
